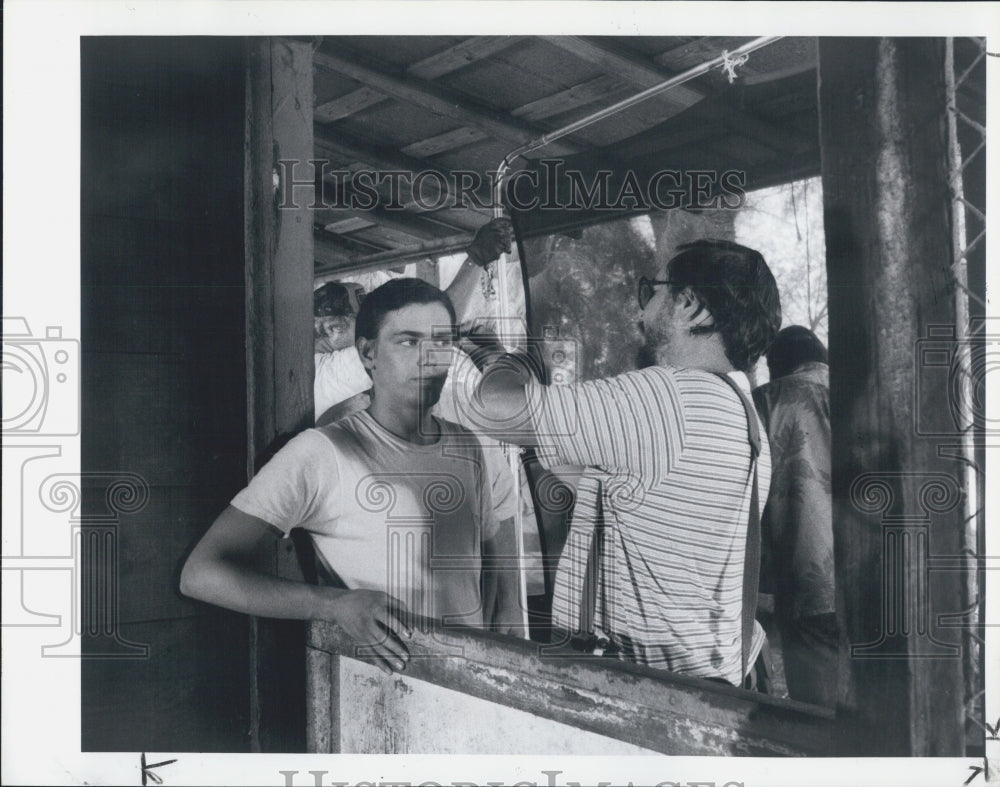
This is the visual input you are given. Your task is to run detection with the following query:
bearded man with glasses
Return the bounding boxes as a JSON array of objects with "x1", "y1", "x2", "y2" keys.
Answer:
[{"x1": 470, "y1": 240, "x2": 782, "y2": 687}]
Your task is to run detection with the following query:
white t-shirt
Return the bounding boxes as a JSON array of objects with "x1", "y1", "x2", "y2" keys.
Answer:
[
  {"x1": 314, "y1": 349, "x2": 371, "y2": 421},
  {"x1": 231, "y1": 411, "x2": 507, "y2": 626}
]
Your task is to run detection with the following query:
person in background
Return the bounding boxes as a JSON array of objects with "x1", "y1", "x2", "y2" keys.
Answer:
[
  {"x1": 467, "y1": 240, "x2": 781, "y2": 687},
  {"x1": 313, "y1": 280, "x2": 373, "y2": 426},
  {"x1": 752, "y1": 325, "x2": 838, "y2": 707}
]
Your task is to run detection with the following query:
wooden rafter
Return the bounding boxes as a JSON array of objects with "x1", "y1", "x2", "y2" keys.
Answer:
[
  {"x1": 407, "y1": 36, "x2": 527, "y2": 80},
  {"x1": 314, "y1": 205, "x2": 459, "y2": 242},
  {"x1": 544, "y1": 36, "x2": 812, "y2": 156},
  {"x1": 314, "y1": 48, "x2": 582, "y2": 155},
  {"x1": 400, "y1": 127, "x2": 488, "y2": 158},
  {"x1": 314, "y1": 129, "x2": 493, "y2": 226},
  {"x1": 314, "y1": 227, "x2": 391, "y2": 264},
  {"x1": 315, "y1": 127, "x2": 445, "y2": 177},
  {"x1": 315, "y1": 231, "x2": 476, "y2": 278},
  {"x1": 653, "y1": 36, "x2": 757, "y2": 73},
  {"x1": 653, "y1": 37, "x2": 818, "y2": 85},
  {"x1": 511, "y1": 75, "x2": 623, "y2": 123},
  {"x1": 541, "y1": 36, "x2": 704, "y2": 113},
  {"x1": 314, "y1": 36, "x2": 526, "y2": 123},
  {"x1": 315, "y1": 87, "x2": 386, "y2": 124}
]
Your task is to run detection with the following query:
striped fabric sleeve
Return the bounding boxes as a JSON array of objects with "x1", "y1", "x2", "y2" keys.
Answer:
[{"x1": 526, "y1": 367, "x2": 686, "y2": 477}]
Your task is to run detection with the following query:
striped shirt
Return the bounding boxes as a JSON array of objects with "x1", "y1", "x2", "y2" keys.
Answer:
[{"x1": 528, "y1": 366, "x2": 771, "y2": 685}]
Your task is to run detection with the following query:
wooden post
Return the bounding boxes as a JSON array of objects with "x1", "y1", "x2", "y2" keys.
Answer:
[
  {"x1": 244, "y1": 37, "x2": 316, "y2": 752},
  {"x1": 819, "y1": 38, "x2": 966, "y2": 755}
]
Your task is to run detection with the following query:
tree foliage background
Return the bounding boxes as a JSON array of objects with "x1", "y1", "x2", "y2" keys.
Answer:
[
  {"x1": 521, "y1": 177, "x2": 828, "y2": 385},
  {"x1": 735, "y1": 177, "x2": 828, "y2": 347}
]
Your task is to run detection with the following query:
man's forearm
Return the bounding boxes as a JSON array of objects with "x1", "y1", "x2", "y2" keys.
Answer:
[
  {"x1": 181, "y1": 554, "x2": 348, "y2": 621},
  {"x1": 444, "y1": 256, "x2": 484, "y2": 319}
]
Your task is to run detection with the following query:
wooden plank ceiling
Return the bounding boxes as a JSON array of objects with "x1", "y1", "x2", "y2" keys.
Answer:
[{"x1": 312, "y1": 36, "x2": 820, "y2": 276}]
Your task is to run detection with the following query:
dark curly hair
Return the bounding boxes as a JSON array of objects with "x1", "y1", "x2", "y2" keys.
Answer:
[
  {"x1": 666, "y1": 240, "x2": 782, "y2": 373},
  {"x1": 354, "y1": 277, "x2": 457, "y2": 342},
  {"x1": 766, "y1": 325, "x2": 827, "y2": 380}
]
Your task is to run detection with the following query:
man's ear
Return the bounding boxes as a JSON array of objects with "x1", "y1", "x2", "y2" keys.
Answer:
[
  {"x1": 356, "y1": 336, "x2": 377, "y2": 371},
  {"x1": 676, "y1": 287, "x2": 714, "y2": 328}
]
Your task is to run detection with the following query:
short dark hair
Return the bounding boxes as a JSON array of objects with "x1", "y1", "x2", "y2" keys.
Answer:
[
  {"x1": 666, "y1": 239, "x2": 782, "y2": 372},
  {"x1": 354, "y1": 277, "x2": 457, "y2": 342},
  {"x1": 766, "y1": 325, "x2": 828, "y2": 380}
]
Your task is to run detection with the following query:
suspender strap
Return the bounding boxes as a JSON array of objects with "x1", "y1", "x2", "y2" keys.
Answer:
[
  {"x1": 576, "y1": 493, "x2": 604, "y2": 648},
  {"x1": 574, "y1": 372, "x2": 761, "y2": 680},
  {"x1": 713, "y1": 373, "x2": 762, "y2": 681}
]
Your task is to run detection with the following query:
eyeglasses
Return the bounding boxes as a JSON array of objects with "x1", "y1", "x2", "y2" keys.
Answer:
[{"x1": 637, "y1": 276, "x2": 676, "y2": 310}]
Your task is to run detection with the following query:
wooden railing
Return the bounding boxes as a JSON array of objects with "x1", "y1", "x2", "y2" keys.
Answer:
[{"x1": 306, "y1": 619, "x2": 837, "y2": 756}]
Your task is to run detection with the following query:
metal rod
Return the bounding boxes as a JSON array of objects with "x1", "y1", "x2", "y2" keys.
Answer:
[
  {"x1": 492, "y1": 35, "x2": 785, "y2": 207},
  {"x1": 944, "y1": 35, "x2": 982, "y2": 725},
  {"x1": 317, "y1": 37, "x2": 784, "y2": 273}
]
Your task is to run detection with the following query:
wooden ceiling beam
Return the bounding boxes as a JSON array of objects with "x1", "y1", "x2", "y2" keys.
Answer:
[
  {"x1": 314, "y1": 48, "x2": 581, "y2": 155},
  {"x1": 316, "y1": 127, "x2": 445, "y2": 176},
  {"x1": 314, "y1": 230, "x2": 389, "y2": 268},
  {"x1": 400, "y1": 127, "x2": 488, "y2": 158},
  {"x1": 511, "y1": 75, "x2": 623, "y2": 123},
  {"x1": 314, "y1": 205, "x2": 459, "y2": 242},
  {"x1": 407, "y1": 36, "x2": 527, "y2": 80},
  {"x1": 653, "y1": 37, "x2": 818, "y2": 86},
  {"x1": 544, "y1": 36, "x2": 811, "y2": 157},
  {"x1": 540, "y1": 36, "x2": 704, "y2": 113},
  {"x1": 315, "y1": 232, "x2": 476, "y2": 278},
  {"x1": 314, "y1": 36, "x2": 526, "y2": 123},
  {"x1": 315, "y1": 129, "x2": 494, "y2": 222},
  {"x1": 315, "y1": 87, "x2": 386, "y2": 124},
  {"x1": 315, "y1": 179, "x2": 488, "y2": 236},
  {"x1": 653, "y1": 36, "x2": 757, "y2": 73}
]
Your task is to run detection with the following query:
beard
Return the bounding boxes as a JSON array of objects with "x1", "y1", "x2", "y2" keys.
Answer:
[
  {"x1": 635, "y1": 341, "x2": 657, "y2": 370},
  {"x1": 638, "y1": 320, "x2": 671, "y2": 369}
]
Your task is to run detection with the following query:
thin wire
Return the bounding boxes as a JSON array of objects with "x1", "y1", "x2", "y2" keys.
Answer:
[{"x1": 491, "y1": 35, "x2": 784, "y2": 207}]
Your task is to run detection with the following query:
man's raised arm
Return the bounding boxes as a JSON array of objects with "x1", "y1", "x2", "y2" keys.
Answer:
[{"x1": 469, "y1": 352, "x2": 539, "y2": 446}]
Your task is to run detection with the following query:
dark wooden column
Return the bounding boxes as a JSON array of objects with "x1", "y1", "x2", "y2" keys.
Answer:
[
  {"x1": 245, "y1": 37, "x2": 316, "y2": 752},
  {"x1": 819, "y1": 38, "x2": 966, "y2": 755},
  {"x1": 81, "y1": 37, "x2": 251, "y2": 753}
]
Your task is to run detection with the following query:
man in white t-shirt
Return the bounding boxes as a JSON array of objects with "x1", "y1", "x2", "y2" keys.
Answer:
[
  {"x1": 181, "y1": 274, "x2": 523, "y2": 675},
  {"x1": 311, "y1": 222, "x2": 515, "y2": 426}
]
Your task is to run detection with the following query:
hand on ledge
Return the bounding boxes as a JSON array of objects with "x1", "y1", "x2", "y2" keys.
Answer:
[{"x1": 330, "y1": 589, "x2": 413, "y2": 675}]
